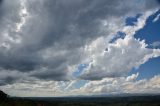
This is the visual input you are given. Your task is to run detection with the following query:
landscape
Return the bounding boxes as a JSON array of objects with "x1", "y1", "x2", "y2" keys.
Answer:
[
  {"x1": 0, "y1": 0, "x2": 160, "y2": 106},
  {"x1": 0, "y1": 90, "x2": 160, "y2": 106}
]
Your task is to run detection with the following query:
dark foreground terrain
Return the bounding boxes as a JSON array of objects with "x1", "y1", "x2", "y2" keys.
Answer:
[{"x1": 0, "y1": 91, "x2": 160, "y2": 106}]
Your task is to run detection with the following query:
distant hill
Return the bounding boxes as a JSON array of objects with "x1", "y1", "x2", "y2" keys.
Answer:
[
  {"x1": 0, "y1": 90, "x2": 8, "y2": 100},
  {"x1": 0, "y1": 91, "x2": 160, "y2": 106}
]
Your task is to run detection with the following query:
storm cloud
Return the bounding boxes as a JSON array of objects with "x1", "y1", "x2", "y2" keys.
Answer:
[{"x1": 0, "y1": 0, "x2": 159, "y2": 88}]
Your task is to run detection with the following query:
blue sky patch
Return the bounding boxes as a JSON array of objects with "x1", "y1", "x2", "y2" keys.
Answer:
[
  {"x1": 134, "y1": 9, "x2": 160, "y2": 49},
  {"x1": 72, "y1": 64, "x2": 88, "y2": 78},
  {"x1": 129, "y1": 57, "x2": 160, "y2": 80},
  {"x1": 125, "y1": 14, "x2": 142, "y2": 26},
  {"x1": 72, "y1": 80, "x2": 87, "y2": 89},
  {"x1": 109, "y1": 31, "x2": 126, "y2": 43}
]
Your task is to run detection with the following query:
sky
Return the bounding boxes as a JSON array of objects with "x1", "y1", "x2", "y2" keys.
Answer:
[{"x1": 0, "y1": 0, "x2": 160, "y2": 97}]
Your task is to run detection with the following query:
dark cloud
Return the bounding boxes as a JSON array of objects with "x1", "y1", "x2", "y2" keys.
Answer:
[
  {"x1": 31, "y1": 70, "x2": 70, "y2": 81},
  {"x1": 79, "y1": 71, "x2": 126, "y2": 80},
  {"x1": 0, "y1": 77, "x2": 15, "y2": 86},
  {"x1": 0, "y1": 0, "x2": 3, "y2": 5},
  {"x1": 0, "y1": 69, "x2": 28, "y2": 86},
  {"x1": 0, "y1": 0, "x2": 159, "y2": 84},
  {"x1": 0, "y1": 51, "x2": 41, "y2": 71},
  {"x1": 157, "y1": 0, "x2": 160, "y2": 4}
]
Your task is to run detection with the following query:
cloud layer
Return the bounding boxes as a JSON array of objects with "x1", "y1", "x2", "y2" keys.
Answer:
[{"x1": 0, "y1": 0, "x2": 160, "y2": 96}]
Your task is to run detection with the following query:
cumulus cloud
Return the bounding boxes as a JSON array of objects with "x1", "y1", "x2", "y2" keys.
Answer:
[
  {"x1": 80, "y1": 11, "x2": 160, "y2": 80},
  {"x1": 73, "y1": 74, "x2": 160, "y2": 95},
  {"x1": 0, "y1": 0, "x2": 160, "y2": 96},
  {"x1": 3, "y1": 73, "x2": 159, "y2": 97}
]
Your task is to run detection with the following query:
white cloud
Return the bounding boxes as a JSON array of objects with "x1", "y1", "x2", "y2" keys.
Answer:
[
  {"x1": 0, "y1": 0, "x2": 29, "y2": 50},
  {"x1": 80, "y1": 10, "x2": 160, "y2": 80},
  {"x1": 74, "y1": 74, "x2": 160, "y2": 95},
  {"x1": 151, "y1": 41, "x2": 160, "y2": 48},
  {"x1": 122, "y1": 10, "x2": 156, "y2": 36},
  {"x1": 126, "y1": 73, "x2": 139, "y2": 82},
  {"x1": 1, "y1": 73, "x2": 160, "y2": 97},
  {"x1": 0, "y1": 0, "x2": 160, "y2": 97},
  {"x1": 153, "y1": 14, "x2": 160, "y2": 22},
  {"x1": 123, "y1": 75, "x2": 160, "y2": 93}
]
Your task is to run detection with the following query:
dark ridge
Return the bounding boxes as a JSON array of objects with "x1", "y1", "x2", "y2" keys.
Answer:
[
  {"x1": 0, "y1": 91, "x2": 160, "y2": 106},
  {"x1": 0, "y1": 90, "x2": 8, "y2": 100}
]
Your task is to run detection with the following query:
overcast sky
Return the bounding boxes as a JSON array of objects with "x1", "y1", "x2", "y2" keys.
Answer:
[{"x1": 0, "y1": 0, "x2": 160, "y2": 97}]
